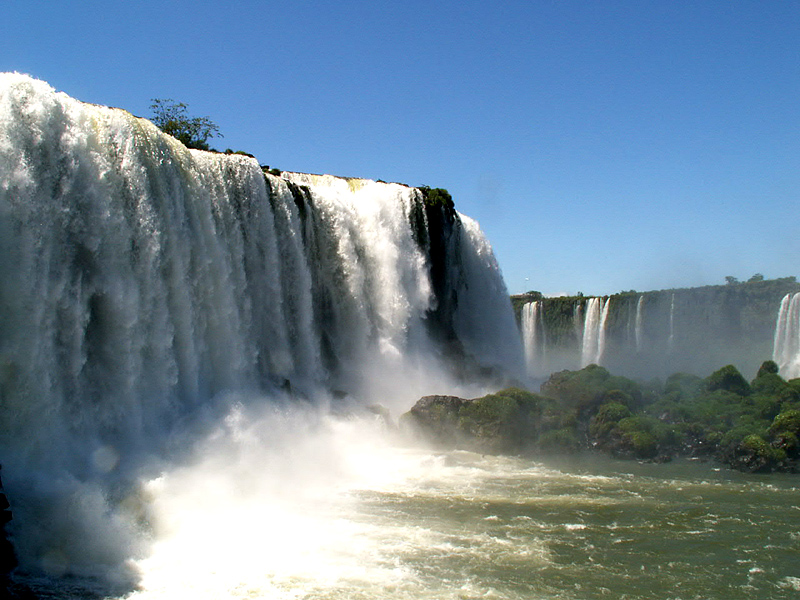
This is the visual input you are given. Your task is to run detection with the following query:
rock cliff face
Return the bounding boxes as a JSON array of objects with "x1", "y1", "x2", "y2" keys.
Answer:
[{"x1": 514, "y1": 278, "x2": 800, "y2": 381}]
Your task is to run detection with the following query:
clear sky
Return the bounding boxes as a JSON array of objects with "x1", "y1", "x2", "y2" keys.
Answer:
[{"x1": 3, "y1": 0, "x2": 798, "y2": 296}]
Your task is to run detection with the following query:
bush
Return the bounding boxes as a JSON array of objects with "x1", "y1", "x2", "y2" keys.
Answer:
[
  {"x1": 741, "y1": 434, "x2": 785, "y2": 463},
  {"x1": 589, "y1": 401, "x2": 632, "y2": 438},
  {"x1": 150, "y1": 98, "x2": 222, "y2": 150},
  {"x1": 770, "y1": 409, "x2": 800, "y2": 437},
  {"x1": 756, "y1": 360, "x2": 779, "y2": 378},
  {"x1": 705, "y1": 365, "x2": 751, "y2": 396},
  {"x1": 626, "y1": 430, "x2": 658, "y2": 458}
]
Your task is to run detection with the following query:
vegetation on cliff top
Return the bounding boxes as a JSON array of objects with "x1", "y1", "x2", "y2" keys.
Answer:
[
  {"x1": 150, "y1": 98, "x2": 222, "y2": 150},
  {"x1": 419, "y1": 186, "x2": 454, "y2": 210},
  {"x1": 402, "y1": 360, "x2": 800, "y2": 473}
]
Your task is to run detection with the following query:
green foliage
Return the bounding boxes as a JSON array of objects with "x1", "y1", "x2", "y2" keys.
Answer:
[
  {"x1": 741, "y1": 434, "x2": 786, "y2": 463},
  {"x1": 419, "y1": 186, "x2": 454, "y2": 210},
  {"x1": 589, "y1": 401, "x2": 631, "y2": 438},
  {"x1": 757, "y1": 361, "x2": 779, "y2": 378},
  {"x1": 457, "y1": 387, "x2": 546, "y2": 450},
  {"x1": 624, "y1": 430, "x2": 659, "y2": 458},
  {"x1": 751, "y1": 372, "x2": 788, "y2": 396},
  {"x1": 150, "y1": 98, "x2": 222, "y2": 150},
  {"x1": 770, "y1": 409, "x2": 800, "y2": 436},
  {"x1": 224, "y1": 149, "x2": 255, "y2": 158},
  {"x1": 403, "y1": 357, "x2": 800, "y2": 472},
  {"x1": 705, "y1": 365, "x2": 751, "y2": 396},
  {"x1": 664, "y1": 372, "x2": 704, "y2": 398},
  {"x1": 541, "y1": 365, "x2": 643, "y2": 418}
]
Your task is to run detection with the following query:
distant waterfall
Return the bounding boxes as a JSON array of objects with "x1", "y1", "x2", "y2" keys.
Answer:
[
  {"x1": 581, "y1": 297, "x2": 610, "y2": 367},
  {"x1": 522, "y1": 301, "x2": 546, "y2": 377},
  {"x1": 635, "y1": 295, "x2": 644, "y2": 352},
  {"x1": 773, "y1": 292, "x2": 800, "y2": 379},
  {"x1": 667, "y1": 293, "x2": 676, "y2": 352}
]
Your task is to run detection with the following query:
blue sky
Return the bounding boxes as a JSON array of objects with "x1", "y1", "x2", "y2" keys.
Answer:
[{"x1": 3, "y1": 0, "x2": 798, "y2": 296}]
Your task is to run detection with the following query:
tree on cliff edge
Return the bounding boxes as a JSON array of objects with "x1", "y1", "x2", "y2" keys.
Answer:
[{"x1": 149, "y1": 98, "x2": 222, "y2": 150}]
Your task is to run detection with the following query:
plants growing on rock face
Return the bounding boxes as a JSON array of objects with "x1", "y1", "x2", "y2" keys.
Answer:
[
  {"x1": 150, "y1": 98, "x2": 222, "y2": 150},
  {"x1": 418, "y1": 186, "x2": 454, "y2": 210}
]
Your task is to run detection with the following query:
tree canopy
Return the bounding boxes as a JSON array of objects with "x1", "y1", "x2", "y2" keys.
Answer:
[{"x1": 149, "y1": 98, "x2": 222, "y2": 150}]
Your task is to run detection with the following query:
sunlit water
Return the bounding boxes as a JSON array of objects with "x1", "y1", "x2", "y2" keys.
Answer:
[{"x1": 12, "y1": 410, "x2": 799, "y2": 600}]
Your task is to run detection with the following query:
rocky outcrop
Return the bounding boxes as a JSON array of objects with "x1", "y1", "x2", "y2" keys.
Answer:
[{"x1": 402, "y1": 395, "x2": 471, "y2": 447}]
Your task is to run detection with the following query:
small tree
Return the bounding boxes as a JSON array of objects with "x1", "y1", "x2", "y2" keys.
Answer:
[{"x1": 149, "y1": 98, "x2": 222, "y2": 150}]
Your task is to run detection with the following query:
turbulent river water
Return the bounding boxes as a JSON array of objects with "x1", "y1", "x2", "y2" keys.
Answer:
[{"x1": 13, "y1": 411, "x2": 800, "y2": 600}]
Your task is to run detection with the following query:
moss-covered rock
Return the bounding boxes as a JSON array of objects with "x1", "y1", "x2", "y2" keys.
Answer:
[{"x1": 401, "y1": 395, "x2": 469, "y2": 447}]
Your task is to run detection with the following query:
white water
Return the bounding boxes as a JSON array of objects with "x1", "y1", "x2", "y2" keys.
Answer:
[
  {"x1": 635, "y1": 294, "x2": 644, "y2": 352},
  {"x1": 580, "y1": 297, "x2": 610, "y2": 367},
  {"x1": 667, "y1": 292, "x2": 676, "y2": 353},
  {"x1": 521, "y1": 300, "x2": 546, "y2": 377},
  {"x1": 773, "y1": 292, "x2": 800, "y2": 379},
  {"x1": 0, "y1": 73, "x2": 524, "y2": 591}
]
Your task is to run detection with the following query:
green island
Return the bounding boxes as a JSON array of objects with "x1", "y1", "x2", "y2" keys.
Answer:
[{"x1": 402, "y1": 360, "x2": 800, "y2": 474}]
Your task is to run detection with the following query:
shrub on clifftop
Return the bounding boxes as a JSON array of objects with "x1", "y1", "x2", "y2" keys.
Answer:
[{"x1": 150, "y1": 98, "x2": 222, "y2": 150}]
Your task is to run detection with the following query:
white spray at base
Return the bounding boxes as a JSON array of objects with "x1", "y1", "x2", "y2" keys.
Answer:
[
  {"x1": 0, "y1": 73, "x2": 523, "y2": 593},
  {"x1": 773, "y1": 292, "x2": 800, "y2": 379}
]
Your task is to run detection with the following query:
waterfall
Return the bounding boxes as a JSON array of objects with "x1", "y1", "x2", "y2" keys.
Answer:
[
  {"x1": 581, "y1": 297, "x2": 610, "y2": 367},
  {"x1": 635, "y1": 295, "x2": 644, "y2": 352},
  {"x1": 0, "y1": 73, "x2": 523, "y2": 579},
  {"x1": 573, "y1": 302, "x2": 584, "y2": 349},
  {"x1": 773, "y1": 292, "x2": 800, "y2": 379},
  {"x1": 521, "y1": 301, "x2": 546, "y2": 377},
  {"x1": 667, "y1": 293, "x2": 676, "y2": 352}
]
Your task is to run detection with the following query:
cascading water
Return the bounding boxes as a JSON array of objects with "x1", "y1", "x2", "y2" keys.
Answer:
[
  {"x1": 773, "y1": 292, "x2": 800, "y2": 379},
  {"x1": 667, "y1": 293, "x2": 676, "y2": 353},
  {"x1": 635, "y1": 295, "x2": 644, "y2": 352},
  {"x1": 521, "y1": 300, "x2": 546, "y2": 377},
  {"x1": 0, "y1": 73, "x2": 524, "y2": 594},
  {"x1": 580, "y1": 297, "x2": 610, "y2": 367}
]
